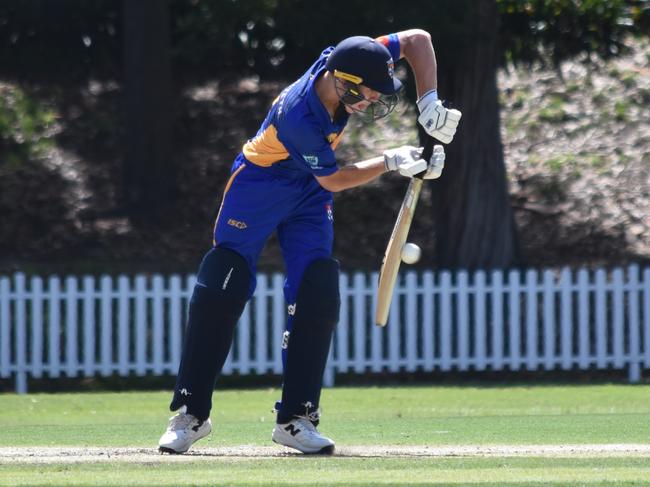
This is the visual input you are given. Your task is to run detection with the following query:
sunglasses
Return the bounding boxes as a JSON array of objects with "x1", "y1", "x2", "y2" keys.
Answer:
[{"x1": 333, "y1": 71, "x2": 399, "y2": 121}]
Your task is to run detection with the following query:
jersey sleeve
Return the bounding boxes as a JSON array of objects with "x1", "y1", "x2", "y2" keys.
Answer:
[
  {"x1": 376, "y1": 33, "x2": 401, "y2": 61},
  {"x1": 276, "y1": 115, "x2": 339, "y2": 177}
]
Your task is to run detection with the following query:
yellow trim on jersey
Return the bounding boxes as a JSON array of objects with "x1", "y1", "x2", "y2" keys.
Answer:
[
  {"x1": 242, "y1": 124, "x2": 289, "y2": 167},
  {"x1": 327, "y1": 129, "x2": 345, "y2": 150},
  {"x1": 212, "y1": 163, "x2": 247, "y2": 246}
]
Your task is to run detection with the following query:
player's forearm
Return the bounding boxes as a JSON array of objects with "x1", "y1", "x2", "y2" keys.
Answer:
[
  {"x1": 315, "y1": 156, "x2": 386, "y2": 192},
  {"x1": 397, "y1": 29, "x2": 437, "y2": 98}
]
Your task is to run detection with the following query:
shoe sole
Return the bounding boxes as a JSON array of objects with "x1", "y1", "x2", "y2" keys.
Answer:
[
  {"x1": 158, "y1": 446, "x2": 187, "y2": 454},
  {"x1": 272, "y1": 438, "x2": 335, "y2": 455},
  {"x1": 158, "y1": 446, "x2": 189, "y2": 455},
  {"x1": 158, "y1": 425, "x2": 211, "y2": 455},
  {"x1": 312, "y1": 444, "x2": 335, "y2": 455}
]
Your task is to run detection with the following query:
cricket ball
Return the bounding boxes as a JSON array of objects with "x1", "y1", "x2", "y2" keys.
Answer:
[{"x1": 401, "y1": 242, "x2": 421, "y2": 264}]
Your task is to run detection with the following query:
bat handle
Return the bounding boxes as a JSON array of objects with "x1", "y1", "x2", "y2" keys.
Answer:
[
  {"x1": 414, "y1": 137, "x2": 436, "y2": 179},
  {"x1": 420, "y1": 136, "x2": 435, "y2": 162}
]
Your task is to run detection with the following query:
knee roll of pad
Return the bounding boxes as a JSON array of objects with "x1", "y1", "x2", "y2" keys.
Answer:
[{"x1": 196, "y1": 246, "x2": 251, "y2": 298}]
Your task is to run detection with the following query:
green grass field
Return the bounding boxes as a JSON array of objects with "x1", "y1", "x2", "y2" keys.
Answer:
[{"x1": 1, "y1": 384, "x2": 650, "y2": 486}]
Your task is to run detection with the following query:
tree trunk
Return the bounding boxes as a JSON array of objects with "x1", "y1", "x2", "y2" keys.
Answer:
[
  {"x1": 432, "y1": 0, "x2": 521, "y2": 270},
  {"x1": 123, "y1": 0, "x2": 174, "y2": 219}
]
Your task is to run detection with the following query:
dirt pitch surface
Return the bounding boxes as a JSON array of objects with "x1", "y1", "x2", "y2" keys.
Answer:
[{"x1": 2, "y1": 445, "x2": 650, "y2": 463}]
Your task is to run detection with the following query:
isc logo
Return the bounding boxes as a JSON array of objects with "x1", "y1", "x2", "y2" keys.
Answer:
[{"x1": 227, "y1": 218, "x2": 247, "y2": 230}]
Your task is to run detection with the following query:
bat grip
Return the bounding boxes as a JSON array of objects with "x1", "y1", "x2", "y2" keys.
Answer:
[
  {"x1": 415, "y1": 137, "x2": 435, "y2": 179},
  {"x1": 421, "y1": 136, "x2": 435, "y2": 162}
]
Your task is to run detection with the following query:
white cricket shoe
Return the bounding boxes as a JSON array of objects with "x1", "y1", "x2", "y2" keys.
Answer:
[
  {"x1": 272, "y1": 417, "x2": 335, "y2": 454},
  {"x1": 158, "y1": 407, "x2": 212, "y2": 454}
]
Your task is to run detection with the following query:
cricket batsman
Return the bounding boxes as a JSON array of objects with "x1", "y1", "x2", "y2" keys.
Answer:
[{"x1": 158, "y1": 29, "x2": 461, "y2": 454}]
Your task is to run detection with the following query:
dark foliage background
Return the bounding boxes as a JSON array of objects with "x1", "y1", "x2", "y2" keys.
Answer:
[
  {"x1": 1, "y1": 0, "x2": 648, "y2": 274},
  {"x1": 2, "y1": 0, "x2": 647, "y2": 80}
]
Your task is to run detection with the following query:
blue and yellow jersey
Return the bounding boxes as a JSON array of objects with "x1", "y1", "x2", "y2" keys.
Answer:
[{"x1": 240, "y1": 34, "x2": 401, "y2": 177}]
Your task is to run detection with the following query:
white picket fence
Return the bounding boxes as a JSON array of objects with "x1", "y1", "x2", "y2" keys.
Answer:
[{"x1": 1, "y1": 265, "x2": 649, "y2": 393}]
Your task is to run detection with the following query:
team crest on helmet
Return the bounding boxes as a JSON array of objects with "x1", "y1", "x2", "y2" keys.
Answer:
[{"x1": 387, "y1": 58, "x2": 395, "y2": 78}]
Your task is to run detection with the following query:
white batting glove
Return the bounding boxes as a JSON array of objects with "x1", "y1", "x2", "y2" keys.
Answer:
[
  {"x1": 422, "y1": 145, "x2": 445, "y2": 179},
  {"x1": 383, "y1": 145, "x2": 428, "y2": 178},
  {"x1": 417, "y1": 91, "x2": 462, "y2": 144}
]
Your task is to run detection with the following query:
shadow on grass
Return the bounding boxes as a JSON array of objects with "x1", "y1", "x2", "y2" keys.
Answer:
[{"x1": 2, "y1": 366, "x2": 646, "y2": 395}]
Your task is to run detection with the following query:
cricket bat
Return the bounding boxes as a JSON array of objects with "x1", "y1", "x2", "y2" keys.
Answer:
[{"x1": 375, "y1": 138, "x2": 434, "y2": 327}]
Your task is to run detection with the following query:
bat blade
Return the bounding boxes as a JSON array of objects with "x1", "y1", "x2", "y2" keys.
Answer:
[
  {"x1": 375, "y1": 177, "x2": 423, "y2": 326},
  {"x1": 375, "y1": 137, "x2": 434, "y2": 327}
]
